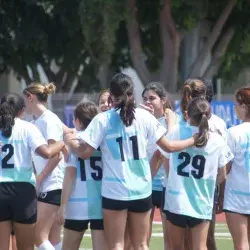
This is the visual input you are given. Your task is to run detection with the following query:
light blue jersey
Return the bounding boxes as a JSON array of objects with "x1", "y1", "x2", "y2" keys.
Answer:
[
  {"x1": 78, "y1": 108, "x2": 166, "y2": 201},
  {"x1": 224, "y1": 122, "x2": 250, "y2": 214},
  {"x1": 164, "y1": 125, "x2": 233, "y2": 220},
  {"x1": 148, "y1": 116, "x2": 168, "y2": 191},
  {"x1": 0, "y1": 118, "x2": 47, "y2": 186},
  {"x1": 65, "y1": 146, "x2": 102, "y2": 220}
]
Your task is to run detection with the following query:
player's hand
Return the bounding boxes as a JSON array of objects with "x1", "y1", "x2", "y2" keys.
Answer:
[
  {"x1": 139, "y1": 103, "x2": 154, "y2": 115},
  {"x1": 56, "y1": 205, "x2": 66, "y2": 225},
  {"x1": 216, "y1": 196, "x2": 224, "y2": 214},
  {"x1": 165, "y1": 109, "x2": 178, "y2": 131},
  {"x1": 36, "y1": 175, "x2": 42, "y2": 195},
  {"x1": 64, "y1": 131, "x2": 77, "y2": 145}
]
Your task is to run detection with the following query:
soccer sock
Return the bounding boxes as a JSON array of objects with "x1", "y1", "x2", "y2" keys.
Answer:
[
  {"x1": 38, "y1": 240, "x2": 55, "y2": 250},
  {"x1": 54, "y1": 241, "x2": 62, "y2": 250}
]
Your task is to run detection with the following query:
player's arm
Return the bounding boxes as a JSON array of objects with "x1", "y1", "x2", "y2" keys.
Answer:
[
  {"x1": 163, "y1": 157, "x2": 170, "y2": 178},
  {"x1": 217, "y1": 175, "x2": 226, "y2": 214},
  {"x1": 156, "y1": 135, "x2": 195, "y2": 153},
  {"x1": 57, "y1": 166, "x2": 76, "y2": 225},
  {"x1": 217, "y1": 165, "x2": 227, "y2": 185},
  {"x1": 35, "y1": 141, "x2": 65, "y2": 159},
  {"x1": 64, "y1": 132, "x2": 95, "y2": 159}
]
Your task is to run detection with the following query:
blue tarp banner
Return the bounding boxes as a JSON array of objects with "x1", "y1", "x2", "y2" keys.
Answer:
[{"x1": 64, "y1": 101, "x2": 240, "y2": 129}]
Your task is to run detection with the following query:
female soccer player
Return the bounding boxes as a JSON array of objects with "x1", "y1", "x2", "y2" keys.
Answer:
[
  {"x1": 222, "y1": 87, "x2": 250, "y2": 250},
  {"x1": 23, "y1": 83, "x2": 65, "y2": 250},
  {"x1": 98, "y1": 89, "x2": 112, "y2": 112},
  {"x1": 0, "y1": 93, "x2": 65, "y2": 250},
  {"x1": 178, "y1": 78, "x2": 228, "y2": 250},
  {"x1": 162, "y1": 97, "x2": 233, "y2": 250},
  {"x1": 141, "y1": 82, "x2": 173, "y2": 249},
  {"x1": 57, "y1": 102, "x2": 108, "y2": 250},
  {"x1": 64, "y1": 73, "x2": 196, "y2": 250}
]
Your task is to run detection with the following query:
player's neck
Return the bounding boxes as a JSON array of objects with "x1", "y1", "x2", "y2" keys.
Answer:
[
  {"x1": 33, "y1": 104, "x2": 47, "y2": 119},
  {"x1": 154, "y1": 109, "x2": 164, "y2": 119}
]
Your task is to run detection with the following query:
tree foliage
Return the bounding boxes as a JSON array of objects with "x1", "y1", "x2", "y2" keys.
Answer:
[{"x1": 0, "y1": 0, "x2": 250, "y2": 93}]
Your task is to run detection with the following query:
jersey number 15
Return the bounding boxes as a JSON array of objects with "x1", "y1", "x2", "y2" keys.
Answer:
[{"x1": 78, "y1": 156, "x2": 102, "y2": 181}]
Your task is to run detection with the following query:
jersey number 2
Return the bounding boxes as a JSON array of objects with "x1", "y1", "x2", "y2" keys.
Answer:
[
  {"x1": 2, "y1": 144, "x2": 14, "y2": 169},
  {"x1": 78, "y1": 156, "x2": 102, "y2": 181},
  {"x1": 177, "y1": 152, "x2": 205, "y2": 179}
]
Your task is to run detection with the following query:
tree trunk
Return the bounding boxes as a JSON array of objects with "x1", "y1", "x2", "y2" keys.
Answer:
[
  {"x1": 204, "y1": 28, "x2": 235, "y2": 79},
  {"x1": 126, "y1": 0, "x2": 151, "y2": 86},
  {"x1": 159, "y1": 0, "x2": 181, "y2": 93},
  {"x1": 189, "y1": 0, "x2": 236, "y2": 77},
  {"x1": 97, "y1": 63, "x2": 110, "y2": 89}
]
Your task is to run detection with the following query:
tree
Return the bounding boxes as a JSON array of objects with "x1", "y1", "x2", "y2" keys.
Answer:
[{"x1": 1, "y1": 0, "x2": 250, "y2": 93}]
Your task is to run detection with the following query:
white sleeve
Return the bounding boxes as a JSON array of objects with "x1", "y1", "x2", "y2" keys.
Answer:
[
  {"x1": 42, "y1": 119, "x2": 63, "y2": 142},
  {"x1": 147, "y1": 113, "x2": 167, "y2": 144},
  {"x1": 67, "y1": 152, "x2": 78, "y2": 168},
  {"x1": 218, "y1": 142, "x2": 234, "y2": 168},
  {"x1": 27, "y1": 124, "x2": 47, "y2": 152},
  {"x1": 220, "y1": 121, "x2": 228, "y2": 143},
  {"x1": 227, "y1": 128, "x2": 236, "y2": 156},
  {"x1": 77, "y1": 113, "x2": 105, "y2": 150}
]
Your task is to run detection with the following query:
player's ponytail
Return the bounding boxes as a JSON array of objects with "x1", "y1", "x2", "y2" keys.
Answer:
[
  {"x1": 110, "y1": 73, "x2": 136, "y2": 127},
  {"x1": 187, "y1": 98, "x2": 211, "y2": 148},
  {"x1": 0, "y1": 93, "x2": 25, "y2": 138},
  {"x1": 180, "y1": 78, "x2": 206, "y2": 121}
]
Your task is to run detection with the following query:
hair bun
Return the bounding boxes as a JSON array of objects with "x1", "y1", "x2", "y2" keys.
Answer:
[{"x1": 43, "y1": 83, "x2": 56, "y2": 95}]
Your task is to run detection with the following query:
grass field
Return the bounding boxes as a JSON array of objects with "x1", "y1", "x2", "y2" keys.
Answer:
[{"x1": 77, "y1": 222, "x2": 233, "y2": 250}]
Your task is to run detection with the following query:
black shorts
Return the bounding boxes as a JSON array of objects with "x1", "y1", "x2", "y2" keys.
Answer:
[
  {"x1": 165, "y1": 211, "x2": 210, "y2": 228},
  {"x1": 161, "y1": 187, "x2": 166, "y2": 211},
  {"x1": 152, "y1": 190, "x2": 162, "y2": 208},
  {"x1": 38, "y1": 189, "x2": 61, "y2": 206},
  {"x1": 224, "y1": 209, "x2": 250, "y2": 217},
  {"x1": 0, "y1": 182, "x2": 37, "y2": 224},
  {"x1": 102, "y1": 195, "x2": 152, "y2": 213},
  {"x1": 64, "y1": 219, "x2": 104, "y2": 232}
]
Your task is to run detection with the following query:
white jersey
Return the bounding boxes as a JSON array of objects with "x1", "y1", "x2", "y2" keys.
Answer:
[
  {"x1": 0, "y1": 118, "x2": 47, "y2": 186},
  {"x1": 32, "y1": 110, "x2": 65, "y2": 192},
  {"x1": 65, "y1": 139, "x2": 102, "y2": 220},
  {"x1": 178, "y1": 113, "x2": 227, "y2": 142},
  {"x1": 163, "y1": 125, "x2": 233, "y2": 220},
  {"x1": 147, "y1": 116, "x2": 168, "y2": 190},
  {"x1": 224, "y1": 122, "x2": 250, "y2": 214},
  {"x1": 78, "y1": 108, "x2": 166, "y2": 201},
  {"x1": 208, "y1": 114, "x2": 227, "y2": 142}
]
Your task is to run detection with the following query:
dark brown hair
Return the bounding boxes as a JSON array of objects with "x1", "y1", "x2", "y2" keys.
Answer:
[
  {"x1": 180, "y1": 78, "x2": 206, "y2": 121},
  {"x1": 74, "y1": 102, "x2": 98, "y2": 129},
  {"x1": 187, "y1": 98, "x2": 211, "y2": 148},
  {"x1": 235, "y1": 86, "x2": 250, "y2": 118},
  {"x1": 0, "y1": 93, "x2": 25, "y2": 137},
  {"x1": 142, "y1": 82, "x2": 173, "y2": 111},
  {"x1": 110, "y1": 73, "x2": 135, "y2": 127}
]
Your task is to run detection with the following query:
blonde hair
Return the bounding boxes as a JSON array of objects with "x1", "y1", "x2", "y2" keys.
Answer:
[{"x1": 23, "y1": 82, "x2": 56, "y2": 103}]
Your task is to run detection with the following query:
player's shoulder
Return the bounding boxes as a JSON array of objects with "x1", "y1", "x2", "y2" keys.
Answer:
[
  {"x1": 15, "y1": 118, "x2": 37, "y2": 130},
  {"x1": 209, "y1": 114, "x2": 226, "y2": 128},
  {"x1": 228, "y1": 123, "x2": 247, "y2": 139}
]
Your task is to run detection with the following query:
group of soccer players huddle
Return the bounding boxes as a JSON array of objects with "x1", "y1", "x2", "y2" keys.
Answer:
[{"x1": 0, "y1": 73, "x2": 249, "y2": 250}]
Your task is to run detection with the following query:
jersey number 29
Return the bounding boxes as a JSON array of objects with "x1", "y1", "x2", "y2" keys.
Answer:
[
  {"x1": 177, "y1": 152, "x2": 205, "y2": 179},
  {"x1": 78, "y1": 156, "x2": 102, "y2": 181}
]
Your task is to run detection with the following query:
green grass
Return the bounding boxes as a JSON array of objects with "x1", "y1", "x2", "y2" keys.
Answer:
[{"x1": 78, "y1": 223, "x2": 233, "y2": 250}]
